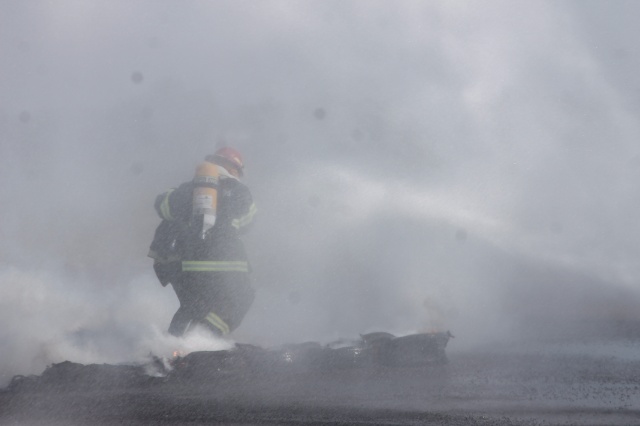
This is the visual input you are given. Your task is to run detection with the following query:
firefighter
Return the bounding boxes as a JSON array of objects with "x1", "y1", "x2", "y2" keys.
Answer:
[{"x1": 148, "y1": 147, "x2": 257, "y2": 337}]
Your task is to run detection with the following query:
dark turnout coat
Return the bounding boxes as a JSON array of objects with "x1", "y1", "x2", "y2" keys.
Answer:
[{"x1": 149, "y1": 169, "x2": 257, "y2": 336}]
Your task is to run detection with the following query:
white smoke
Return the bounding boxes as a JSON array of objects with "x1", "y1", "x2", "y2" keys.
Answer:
[
  {"x1": 2, "y1": 0, "x2": 640, "y2": 384},
  {"x1": 0, "y1": 266, "x2": 235, "y2": 384}
]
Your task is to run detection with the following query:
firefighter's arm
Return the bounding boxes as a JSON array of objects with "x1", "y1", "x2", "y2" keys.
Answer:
[
  {"x1": 154, "y1": 183, "x2": 192, "y2": 221},
  {"x1": 231, "y1": 185, "x2": 257, "y2": 235},
  {"x1": 154, "y1": 189, "x2": 176, "y2": 220}
]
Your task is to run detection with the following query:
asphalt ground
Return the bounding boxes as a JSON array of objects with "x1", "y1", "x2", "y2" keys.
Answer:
[{"x1": 2, "y1": 344, "x2": 640, "y2": 425}]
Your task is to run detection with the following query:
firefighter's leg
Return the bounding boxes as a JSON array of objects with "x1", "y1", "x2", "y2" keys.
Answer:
[
  {"x1": 178, "y1": 271, "x2": 253, "y2": 337},
  {"x1": 168, "y1": 307, "x2": 192, "y2": 337},
  {"x1": 175, "y1": 274, "x2": 226, "y2": 337},
  {"x1": 168, "y1": 274, "x2": 198, "y2": 337},
  {"x1": 190, "y1": 273, "x2": 231, "y2": 337},
  {"x1": 207, "y1": 271, "x2": 254, "y2": 333},
  {"x1": 197, "y1": 311, "x2": 228, "y2": 337},
  {"x1": 225, "y1": 276, "x2": 255, "y2": 332}
]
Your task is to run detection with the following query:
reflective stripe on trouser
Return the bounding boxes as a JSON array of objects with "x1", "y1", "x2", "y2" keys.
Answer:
[
  {"x1": 205, "y1": 311, "x2": 230, "y2": 335},
  {"x1": 182, "y1": 261, "x2": 249, "y2": 272}
]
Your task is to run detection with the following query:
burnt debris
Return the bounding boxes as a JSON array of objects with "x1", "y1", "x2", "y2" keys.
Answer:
[{"x1": 6, "y1": 331, "x2": 452, "y2": 392}]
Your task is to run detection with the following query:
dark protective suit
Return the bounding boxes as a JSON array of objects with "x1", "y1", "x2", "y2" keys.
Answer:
[{"x1": 148, "y1": 167, "x2": 257, "y2": 337}]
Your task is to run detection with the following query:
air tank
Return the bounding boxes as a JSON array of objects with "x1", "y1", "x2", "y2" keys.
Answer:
[{"x1": 192, "y1": 161, "x2": 219, "y2": 239}]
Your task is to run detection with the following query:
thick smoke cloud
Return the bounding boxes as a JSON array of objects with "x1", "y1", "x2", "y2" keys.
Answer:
[{"x1": 2, "y1": 1, "x2": 640, "y2": 384}]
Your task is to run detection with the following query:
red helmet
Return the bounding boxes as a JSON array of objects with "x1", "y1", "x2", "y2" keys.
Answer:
[{"x1": 206, "y1": 147, "x2": 244, "y2": 176}]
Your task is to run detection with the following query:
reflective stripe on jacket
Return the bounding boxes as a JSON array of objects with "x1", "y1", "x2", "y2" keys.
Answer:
[{"x1": 182, "y1": 260, "x2": 249, "y2": 273}]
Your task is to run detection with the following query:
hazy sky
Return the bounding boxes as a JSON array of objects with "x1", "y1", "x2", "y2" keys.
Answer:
[{"x1": 2, "y1": 0, "x2": 640, "y2": 383}]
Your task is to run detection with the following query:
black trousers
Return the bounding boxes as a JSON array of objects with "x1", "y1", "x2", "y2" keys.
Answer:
[{"x1": 168, "y1": 270, "x2": 255, "y2": 337}]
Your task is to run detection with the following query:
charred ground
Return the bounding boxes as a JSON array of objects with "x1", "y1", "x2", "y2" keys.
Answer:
[{"x1": 2, "y1": 332, "x2": 640, "y2": 425}]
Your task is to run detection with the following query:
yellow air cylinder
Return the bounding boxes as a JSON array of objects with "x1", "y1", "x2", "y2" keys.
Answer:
[{"x1": 192, "y1": 161, "x2": 219, "y2": 239}]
